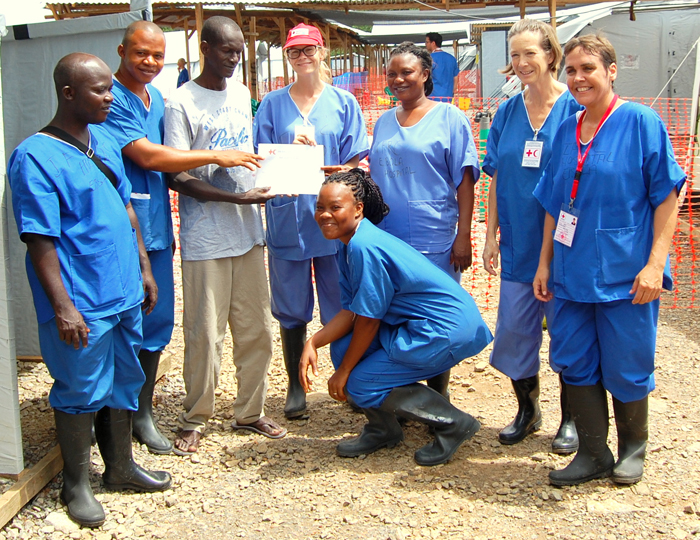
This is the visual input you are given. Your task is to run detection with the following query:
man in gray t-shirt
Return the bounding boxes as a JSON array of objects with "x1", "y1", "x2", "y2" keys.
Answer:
[{"x1": 164, "y1": 17, "x2": 287, "y2": 455}]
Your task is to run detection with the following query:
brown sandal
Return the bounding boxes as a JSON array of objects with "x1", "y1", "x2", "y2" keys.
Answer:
[
  {"x1": 173, "y1": 429, "x2": 201, "y2": 456},
  {"x1": 231, "y1": 416, "x2": 287, "y2": 439}
]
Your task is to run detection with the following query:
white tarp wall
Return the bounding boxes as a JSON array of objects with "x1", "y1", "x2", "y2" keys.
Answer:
[
  {"x1": 0, "y1": 14, "x2": 23, "y2": 475},
  {"x1": 0, "y1": 10, "x2": 141, "y2": 474},
  {"x1": 579, "y1": 8, "x2": 700, "y2": 101}
]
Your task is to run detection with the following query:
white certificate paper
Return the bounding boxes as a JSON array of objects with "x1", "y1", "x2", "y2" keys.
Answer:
[{"x1": 255, "y1": 144, "x2": 325, "y2": 195}]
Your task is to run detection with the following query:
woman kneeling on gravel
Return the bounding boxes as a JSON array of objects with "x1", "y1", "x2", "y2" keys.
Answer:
[{"x1": 299, "y1": 169, "x2": 493, "y2": 466}]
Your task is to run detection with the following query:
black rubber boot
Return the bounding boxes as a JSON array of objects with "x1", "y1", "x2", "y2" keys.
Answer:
[
  {"x1": 95, "y1": 407, "x2": 172, "y2": 492},
  {"x1": 281, "y1": 325, "x2": 308, "y2": 419},
  {"x1": 498, "y1": 375, "x2": 542, "y2": 445},
  {"x1": 54, "y1": 410, "x2": 105, "y2": 528},
  {"x1": 612, "y1": 396, "x2": 648, "y2": 485},
  {"x1": 336, "y1": 397, "x2": 404, "y2": 457},
  {"x1": 549, "y1": 382, "x2": 614, "y2": 486},
  {"x1": 426, "y1": 369, "x2": 451, "y2": 401},
  {"x1": 133, "y1": 350, "x2": 173, "y2": 455},
  {"x1": 552, "y1": 374, "x2": 579, "y2": 454},
  {"x1": 380, "y1": 384, "x2": 480, "y2": 466}
]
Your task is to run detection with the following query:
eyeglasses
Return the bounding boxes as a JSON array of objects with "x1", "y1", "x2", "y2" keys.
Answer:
[{"x1": 286, "y1": 46, "x2": 319, "y2": 59}]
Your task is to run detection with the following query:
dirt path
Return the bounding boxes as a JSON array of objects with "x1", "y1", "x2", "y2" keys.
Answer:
[{"x1": 3, "y1": 274, "x2": 700, "y2": 540}]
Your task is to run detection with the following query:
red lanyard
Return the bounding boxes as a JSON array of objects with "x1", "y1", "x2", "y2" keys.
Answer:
[{"x1": 569, "y1": 94, "x2": 618, "y2": 208}]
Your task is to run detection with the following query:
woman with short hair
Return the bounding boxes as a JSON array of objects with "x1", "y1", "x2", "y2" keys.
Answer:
[{"x1": 533, "y1": 34, "x2": 685, "y2": 486}]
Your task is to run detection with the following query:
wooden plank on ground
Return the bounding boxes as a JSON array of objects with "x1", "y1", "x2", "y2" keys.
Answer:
[
  {"x1": 17, "y1": 356, "x2": 43, "y2": 363},
  {"x1": 0, "y1": 445, "x2": 63, "y2": 529},
  {"x1": 156, "y1": 352, "x2": 172, "y2": 382}
]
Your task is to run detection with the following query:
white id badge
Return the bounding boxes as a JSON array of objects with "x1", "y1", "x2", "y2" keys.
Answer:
[
  {"x1": 294, "y1": 123, "x2": 316, "y2": 143},
  {"x1": 554, "y1": 204, "x2": 580, "y2": 247},
  {"x1": 521, "y1": 140, "x2": 544, "y2": 168}
]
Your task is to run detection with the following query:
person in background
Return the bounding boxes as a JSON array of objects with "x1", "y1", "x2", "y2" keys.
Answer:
[
  {"x1": 369, "y1": 41, "x2": 479, "y2": 401},
  {"x1": 425, "y1": 32, "x2": 459, "y2": 102},
  {"x1": 482, "y1": 19, "x2": 581, "y2": 454},
  {"x1": 8, "y1": 53, "x2": 171, "y2": 528},
  {"x1": 533, "y1": 34, "x2": 685, "y2": 486},
  {"x1": 165, "y1": 16, "x2": 286, "y2": 455},
  {"x1": 177, "y1": 58, "x2": 190, "y2": 88},
  {"x1": 254, "y1": 23, "x2": 369, "y2": 420}
]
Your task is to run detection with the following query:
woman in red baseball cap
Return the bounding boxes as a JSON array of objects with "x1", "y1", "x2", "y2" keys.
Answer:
[{"x1": 253, "y1": 23, "x2": 369, "y2": 421}]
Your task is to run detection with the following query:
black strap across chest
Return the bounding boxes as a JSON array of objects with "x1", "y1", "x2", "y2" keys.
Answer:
[{"x1": 39, "y1": 125, "x2": 119, "y2": 189}]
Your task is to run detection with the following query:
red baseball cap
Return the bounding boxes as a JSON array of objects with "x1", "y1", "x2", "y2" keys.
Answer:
[{"x1": 284, "y1": 23, "x2": 324, "y2": 50}]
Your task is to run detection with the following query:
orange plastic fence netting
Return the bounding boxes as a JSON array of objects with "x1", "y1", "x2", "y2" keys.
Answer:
[{"x1": 170, "y1": 94, "x2": 697, "y2": 310}]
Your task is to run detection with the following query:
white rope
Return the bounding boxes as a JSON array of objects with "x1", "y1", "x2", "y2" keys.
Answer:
[{"x1": 651, "y1": 36, "x2": 700, "y2": 106}]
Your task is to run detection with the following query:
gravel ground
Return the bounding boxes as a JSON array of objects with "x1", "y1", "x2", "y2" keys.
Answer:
[{"x1": 2, "y1": 248, "x2": 700, "y2": 540}]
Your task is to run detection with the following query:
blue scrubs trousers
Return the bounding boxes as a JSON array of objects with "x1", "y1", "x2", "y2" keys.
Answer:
[
  {"x1": 490, "y1": 280, "x2": 557, "y2": 380},
  {"x1": 549, "y1": 298, "x2": 659, "y2": 403},
  {"x1": 141, "y1": 247, "x2": 175, "y2": 352},
  {"x1": 330, "y1": 330, "x2": 461, "y2": 409},
  {"x1": 424, "y1": 249, "x2": 460, "y2": 283},
  {"x1": 38, "y1": 304, "x2": 145, "y2": 414},
  {"x1": 268, "y1": 253, "x2": 342, "y2": 329}
]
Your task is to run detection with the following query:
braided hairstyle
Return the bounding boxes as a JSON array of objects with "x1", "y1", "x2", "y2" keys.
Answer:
[
  {"x1": 323, "y1": 168, "x2": 390, "y2": 225},
  {"x1": 389, "y1": 41, "x2": 434, "y2": 97}
]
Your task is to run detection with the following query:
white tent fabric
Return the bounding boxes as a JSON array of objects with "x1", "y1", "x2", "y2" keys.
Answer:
[
  {"x1": 582, "y1": 8, "x2": 700, "y2": 101},
  {"x1": 0, "y1": 14, "x2": 24, "y2": 475}
]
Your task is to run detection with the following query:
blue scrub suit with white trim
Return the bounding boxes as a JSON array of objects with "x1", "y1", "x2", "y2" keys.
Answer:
[
  {"x1": 102, "y1": 78, "x2": 175, "y2": 352},
  {"x1": 8, "y1": 127, "x2": 146, "y2": 413},
  {"x1": 368, "y1": 103, "x2": 480, "y2": 282},
  {"x1": 330, "y1": 220, "x2": 493, "y2": 409},
  {"x1": 482, "y1": 91, "x2": 581, "y2": 380},
  {"x1": 254, "y1": 84, "x2": 369, "y2": 328},
  {"x1": 533, "y1": 102, "x2": 686, "y2": 402}
]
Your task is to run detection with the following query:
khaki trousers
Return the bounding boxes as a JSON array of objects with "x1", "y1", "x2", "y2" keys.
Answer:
[{"x1": 179, "y1": 245, "x2": 273, "y2": 431}]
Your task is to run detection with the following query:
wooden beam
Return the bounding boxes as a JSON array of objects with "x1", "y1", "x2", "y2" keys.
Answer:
[
  {"x1": 343, "y1": 33, "x2": 348, "y2": 73},
  {"x1": 548, "y1": 0, "x2": 556, "y2": 26},
  {"x1": 16, "y1": 356, "x2": 42, "y2": 363},
  {"x1": 520, "y1": 0, "x2": 526, "y2": 18},
  {"x1": 267, "y1": 44, "x2": 273, "y2": 93},
  {"x1": 184, "y1": 17, "x2": 192, "y2": 77},
  {"x1": 234, "y1": 3, "x2": 244, "y2": 27},
  {"x1": 195, "y1": 3, "x2": 204, "y2": 74},
  {"x1": 276, "y1": 18, "x2": 289, "y2": 86},
  {"x1": 248, "y1": 16, "x2": 258, "y2": 99},
  {"x1": 0, "y1": 446, "x2": 63, "y2": 530}
]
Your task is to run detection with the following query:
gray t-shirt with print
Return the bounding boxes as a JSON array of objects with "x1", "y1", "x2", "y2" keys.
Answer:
[{"x1": 164, "y1": 80, "x2": 264, "y2": 261}]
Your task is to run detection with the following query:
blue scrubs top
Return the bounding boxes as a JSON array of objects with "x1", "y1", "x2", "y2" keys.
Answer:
[
  {"x1": 534, "y1": 102, "x2": 686, "y2": 303},
  {"x1": 339, "y1": 219, "x2": 493, "y2": 366},
  {"x1": 254, "y1": 84, "x2": 369, "y2": 261},
  {"x1": 8, "y1": 126, "x2": 143, "y2": 323},
  {"x1": 483, "y1": 91, "x2": 581, "y2": 282},
  {"x1": 101, "y1": 78, "x2": 174, "y2": 251},
  {"x1": 369, "y1": 103, "x2": 480, "y2": 255},
  {"x1": 177, "y1": 68, "x2": 190, "y2": 88},
  {"x1": 430, "y1": 50, "x2": 459, "y2": 99}
]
